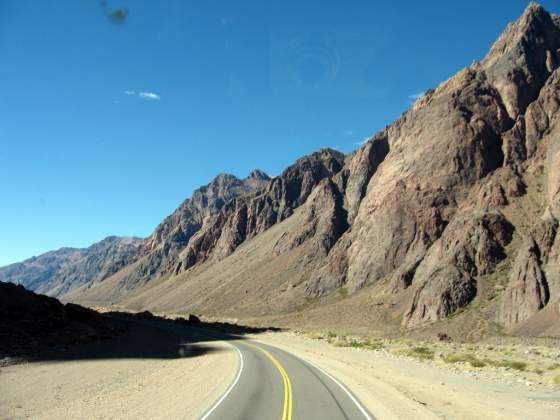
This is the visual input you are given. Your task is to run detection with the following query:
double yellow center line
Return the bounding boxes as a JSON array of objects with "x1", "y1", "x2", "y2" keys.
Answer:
[{"x1": 246, "y1": 342, "x2": 293, "y2": 420}]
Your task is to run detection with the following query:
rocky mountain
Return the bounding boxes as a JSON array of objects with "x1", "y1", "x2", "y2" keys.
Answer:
[
  {"x1": 0, "y1": 247, "x2": 86, "y2": 292},
  {"x1": 6, "y1": 3, "x2": 560, "y2": 339},
  {"x1": 0, "y1": 236, "x2": 143, "y2": 297},
  {"x1": 87, "y1": 170, "x2": 273, "y2": 297}
]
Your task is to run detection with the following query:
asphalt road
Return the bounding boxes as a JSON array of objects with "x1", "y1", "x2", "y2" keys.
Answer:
[
  {"x1": 110, "y1": 316, "x2": 373, "y2": 420},
  {"x1": 200, "y1": 337, "x2": 374, "y2": 420}
]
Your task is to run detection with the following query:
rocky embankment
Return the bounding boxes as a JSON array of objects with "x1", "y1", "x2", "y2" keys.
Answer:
[{"x1": 0, "y1": 281, "x2": 118, "y2": 363}]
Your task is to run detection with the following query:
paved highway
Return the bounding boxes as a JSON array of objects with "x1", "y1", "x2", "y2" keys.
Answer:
[
  {"x1": 200, "y1": 337, "x2": 373, "y2": 420},
  {"x1": 111, "y1": 316, "x2": 373, "y2": 420}
]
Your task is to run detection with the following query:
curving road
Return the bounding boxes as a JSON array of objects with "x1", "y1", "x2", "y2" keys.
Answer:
[
  {"x1": 109, "y1": 316, "x2": 374, "y2": 420},
  {"x1": 200, "y1": 337, "x2": 374, "y2": 420}
]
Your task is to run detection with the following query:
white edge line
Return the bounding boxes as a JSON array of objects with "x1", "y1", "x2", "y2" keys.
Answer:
[
  {"x1": 299, "y1": 356, "x2": 373, "y2": 420},
  {"x1": 199, "y1": 344, "x2": 244, "y2": 420}
]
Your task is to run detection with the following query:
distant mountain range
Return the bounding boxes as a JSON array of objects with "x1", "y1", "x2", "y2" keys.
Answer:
[
  {"x1": 0, "y1": 236, "x2": 143, "y2": 296},
  {"x1": 3, "y1": 3, "x2": 560, "y2": 339}
]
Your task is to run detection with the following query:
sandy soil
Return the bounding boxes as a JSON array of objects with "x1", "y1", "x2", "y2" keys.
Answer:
[
  {"x1": 0, "y1": 321, "x2": 237, "y2": 420},
  {"x1": 252, "y1": 331, "x2": 560, "y2": 420}
]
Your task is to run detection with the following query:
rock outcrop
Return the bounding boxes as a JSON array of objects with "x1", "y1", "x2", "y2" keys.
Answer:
[
  {"x1": 498, "y1": 217, "x2": 558, "y2": 326},
  {"x1": 404, "y1": 212, "x2": 513, "y2": 326}
]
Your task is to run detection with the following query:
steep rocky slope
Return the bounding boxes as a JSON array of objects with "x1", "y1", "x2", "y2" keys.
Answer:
[
  {"x1": 301, "y1": 3, "x2": 560, "y2": 332},
  {"x1": 64, "y1": 149, "x2": 346, "y2": 303},
  {"x1": 86, "y1": 170, "x2": 273, "y2": 296},
  {"x1": 9, "y1": 4, "x2": 560, "y2": 338}
]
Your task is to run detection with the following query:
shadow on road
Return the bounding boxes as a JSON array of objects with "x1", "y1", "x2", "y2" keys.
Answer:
[
  {"x1": 0, "y1": 282, "x2": 283, "y2": 365},
  {"x1": 1, "y1": 309, "x2": 284, "y2": 366}
]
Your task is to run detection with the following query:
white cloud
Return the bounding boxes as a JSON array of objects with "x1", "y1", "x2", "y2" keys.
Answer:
[
  {"x1": 123, "y1": 90, "x2": 161, "y2": 100},
  {"x1": 344, "y1": 130, "x2": 354, "y2": 136},
  {"x1": 408, "y1": 91, "x2": 425, "y2": 100},
  {"x1": 138, "y1": 92, "x2": 161, "y2": 100},
  {"x1": 354, "y1": 137, "x2": 370, "y2": 146}
]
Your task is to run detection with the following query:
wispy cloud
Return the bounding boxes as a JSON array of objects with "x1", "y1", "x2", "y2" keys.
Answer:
[
  {"x1": 408, "y1": 91, "x2": 425, "y2": 100},
  {"x1": 138, "y1": 92, "x2": 161, "y2": 100},
  {"x1": 123, "y1": 90, "x2": 161, "y2": 100},
  {"x1": 343, "y1": 130, "x2": 354, "y2": 136},
  {"x1": 354, "y1": 137, "x2": 370, "y2": 146}
]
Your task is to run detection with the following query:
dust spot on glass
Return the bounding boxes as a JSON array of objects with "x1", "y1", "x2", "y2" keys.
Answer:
[{"x1": 100, "y1": 1, "x2": 129, "y2": 24}]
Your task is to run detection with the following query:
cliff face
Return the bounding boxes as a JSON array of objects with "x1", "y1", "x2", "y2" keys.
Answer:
[
  {"x1": 6, "y1": 3, "x2": 560, "y2": 337},
  {"x1": 302, "y1": 3, "x2": 560, "y2": 329},
  {"x1": 176, "y1": 148, "x2": 346, "y2": 271}
]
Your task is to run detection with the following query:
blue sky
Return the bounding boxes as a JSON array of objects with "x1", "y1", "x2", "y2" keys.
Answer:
[{"x1": 0, "y1": 0, "x2": 556, "y2": 266}]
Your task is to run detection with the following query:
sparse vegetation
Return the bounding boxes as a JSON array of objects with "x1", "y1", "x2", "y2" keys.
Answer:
[
  {"x1": 303, "y1": 329, "x2": 559, "y2": 383},
  {"x1": 304, "y1": 296, "x2": 319, "y2": 305},
  {"x1": 400, "y1": 346, "x2": 434, "y2": 360},
  {"x1": 554, "y1": 375, "x2": 560, "y2": 385},
  {"x1": 333, "y1": 336, "x2": 384, "y2": 351},
  {"x1": 443, "y1": 353, "x2": 486, "y2": 368},
  {"x1": 484, "y1": 359, "x2": 527, "y2": 371},
  {"x1": 325, "y1": 331, "x2": 337, "y2": 343}
]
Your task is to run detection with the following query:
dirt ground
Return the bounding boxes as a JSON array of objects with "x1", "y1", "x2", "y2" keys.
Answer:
[{"x1": 0, "y1": 320, "x2": 237, "y2": 420}]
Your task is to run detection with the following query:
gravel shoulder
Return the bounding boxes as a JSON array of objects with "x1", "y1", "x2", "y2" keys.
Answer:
[
  {"x1": 0, "y1": 320, "x2": 237, "y2": 420},
  {"x1": 251, "y1": 331, "x2": 560, "y2": 420}
]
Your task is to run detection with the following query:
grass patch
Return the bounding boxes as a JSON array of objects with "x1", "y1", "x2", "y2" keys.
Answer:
[
  {"x1": 554, "y1": 375, "x2": 560, "y2": 385},
  {"x1": 401, "y1": 346, "x2": 434, "y2": 360},
  {"x1": 304, "y1": 296, "x2": 319, "y2": 305},
  {"x1": 443, "y1": 353, "x2": 486, "y2": 368},
  {"x1": 339, "y1": 287, "x2": 348, "y2": 297},
  {"x1": 484, "y1": 359, "x2": 527, "y2": 371},
  {"x1": 535, "y1": 368, "x2": 544, "y2": 375},
  {"x1": 334, "y1": 338, "x2": 384, "y2": 351}
]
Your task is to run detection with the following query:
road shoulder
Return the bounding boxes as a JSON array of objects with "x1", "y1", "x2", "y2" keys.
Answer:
[
  {"x1": 251, "y1": 331, "x2": 560, "y2": 420},
  {"x1": 0, "y1": 321, "x2": 238, "y2": 420}
]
